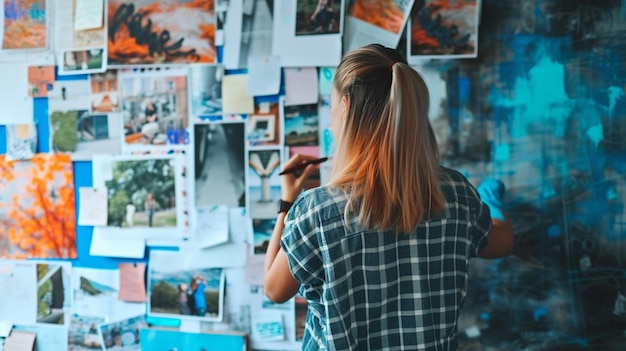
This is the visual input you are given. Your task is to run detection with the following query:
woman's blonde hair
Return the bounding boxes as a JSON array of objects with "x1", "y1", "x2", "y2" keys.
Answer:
[{"x1": 330, "y1": 44, "x2": 444, "y2": 233}]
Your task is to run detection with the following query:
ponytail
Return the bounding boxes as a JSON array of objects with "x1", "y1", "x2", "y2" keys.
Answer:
[{"x1": 330, "y1": 44, "x2": 444, "y2": 233}]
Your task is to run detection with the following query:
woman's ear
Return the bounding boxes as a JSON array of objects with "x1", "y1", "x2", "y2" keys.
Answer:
[{"x1": 341, "y1": 95, "x2": 349, "y2": 118}]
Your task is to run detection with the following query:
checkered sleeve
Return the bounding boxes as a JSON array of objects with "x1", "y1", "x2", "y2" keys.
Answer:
[
  {"x1": 466, "y1": 181, "x2": 492, "y2": 257},
  {"x1": 280, "y1": 194, "x2": 325, "y2": 289}
]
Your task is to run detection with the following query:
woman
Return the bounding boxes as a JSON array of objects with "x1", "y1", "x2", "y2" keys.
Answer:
[
  {"x1": 264, "y1": 44, "x2": 514, "y2": 350},
  {"x1": 189, "y1": 275, "x2": 207, "y2": 317}
]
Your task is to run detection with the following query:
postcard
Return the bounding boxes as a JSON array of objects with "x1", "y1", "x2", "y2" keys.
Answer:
[
  {"x1": 283, "y1": 102, "x2": 320, "y2": 147},
  {"x1": 2, "y1": 0, "x2": 47, "y2": 51},
  {"x1": 148, "y1": 250, "x2": 226, "y2": 322},
  {"x1": 99, "y1": 315, "x2": 148, "y2": 351},
  {"x1": 119, "y1": 68, "x2": 190, "y2": 151},
  {"x1": 407, "y1": 0, "x2": 480, "y2": 61},
  {"x1": 248, "y1": 286, "x2": 301, "y2": 349},
  {"x1": 27, "y1": 65, "x2": 55, "y2": 97},
  {"x1": 90, "y1": 70, "x2": 120, "y2": 113},
  {"x1": 91, "y1": 154, "x2": 186, "y2": 240},
  {"x1": 272, "y1": 0, "x2": 343, "y2": 67},
  {"x1": 107, "y1": 0, "x2": 217, "y2": 66},
  {"x1": 189, "y1": 64, "x2": 224, "y2": 118},
  {"x1": 0, "y1": 154, "x2": 77, "y2": 259},
  {"x1": 194, "y1": 122, "x2": 246, "y2": 208},
  {"x1": 343, "y1": 0, "x2": 415, "y2": 53},
  {"x1": 247, "y1": 148, "x2": 283, "y2": 219}
]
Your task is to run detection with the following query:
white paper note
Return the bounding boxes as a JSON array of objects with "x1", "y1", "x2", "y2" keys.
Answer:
[
  {"x1": 196, "y1": 206, "x2": 230, "y2": 248},
  {"x1": 246, "y1": 55, "x2": 282, "y2": 96},
  {"x1": 74, "y1": 0, "x2": 104, "y2": 31},
  {"x1": 0, "y1": 63, "x2": 33, "y2": 125},
  {"x1": 89, "y1": 228, "x2": 146, "y2": 259},
  {"x1": 78, "y1": 187, "x2": 108, "y2": 226}
]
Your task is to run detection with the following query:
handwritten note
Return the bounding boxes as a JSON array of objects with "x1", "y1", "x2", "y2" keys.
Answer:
[
  {"x1": 118, "y1": 263, "x2": 147, "y2": 303},
  {"x1": 78, "y1": 187, "x2": 108, "y2": 226},
  {"x1": 74, "y1": 0, "x2": 104, "y2": 31},
  {"x1": 284, "y1": 67, "x2": 319, "y2": 106}
]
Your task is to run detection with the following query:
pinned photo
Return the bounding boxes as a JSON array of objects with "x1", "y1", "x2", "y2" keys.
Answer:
[
  {"x1": 194, "y1": 122, "x2": 246, "y2": 208},
  {"x1": 59, "y1": 49, "x2": 106, "y2": 75},
  {"x1": 283, "y1": 102, "x2": 320, "y2": 147},
  {"x1": 91, "y1": 154, "x2": 186, "y2": 240},
  {"x1": 119, "y1": 69, "x2": 190, "y2": 150},
  {"x1": 148, "y1": 251, "x2": 226, "y2": 322},
  {"x1": 36, "y1": 263, "x2": 71, "y2": 325},
  {"x1": 91, "y1": 71, "x2": 120, "y2": 113},
  {"x1": 247, "y1": 149, "x2": 282, "y2": 219},
  {"x1": 189, "y1": 64, "x2": 223, "y2": 117},
  {"x1": 251, "y1": 218, "x2": 277, "y2": 255},
  {"x1": 296, "y1": 0, "x2": 341, "y2": 36},
  {"x1": 99, "y1": 315, "x2": 148, "y2": 351}
]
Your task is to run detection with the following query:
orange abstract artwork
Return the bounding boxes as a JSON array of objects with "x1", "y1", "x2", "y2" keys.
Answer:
[
  {"x1": 107, "y1": 0, "x2": 216, "y2": 65},
  {"x1": 349, "y1": 0, "x2": 405, "y2": 34},
  {"x1": 0, "y1": 154, "x2": 77, "y2": 259},
  {"x1": 2, "y1": 0, "x2": 47, "y2": 50}
]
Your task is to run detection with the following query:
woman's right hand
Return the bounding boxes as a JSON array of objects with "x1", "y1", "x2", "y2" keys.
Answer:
[{"x1": 280, "y1": 153, "x2": 320, "y2": 202}]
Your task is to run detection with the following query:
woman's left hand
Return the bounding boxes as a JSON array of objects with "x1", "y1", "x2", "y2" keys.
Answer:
[{"x1": 281, "y1": 153, "x2": 320, "y2": 202}]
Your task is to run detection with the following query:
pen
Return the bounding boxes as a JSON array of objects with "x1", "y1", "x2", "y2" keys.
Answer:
[{"x1": 279, "y1": 157, "x2": 328, "y2": 175}]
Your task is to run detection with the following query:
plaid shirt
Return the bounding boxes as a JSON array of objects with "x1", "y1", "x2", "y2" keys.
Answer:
[{"x1": 281, "y1": 166, "x2": 491, "y2": 350}]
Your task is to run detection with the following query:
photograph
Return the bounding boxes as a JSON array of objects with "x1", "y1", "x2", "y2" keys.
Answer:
[
  {"x1": 189, "y1": 64, "x2": 224, "y2": 117},
  {"x1": 36, "y1": 263, "x2": 70, "y2": 325},
  {"x1": 194, "y1": 122, "x2": 246, "y2": 207},
  {"x1": 252, "y1": 218, "x2": 277, "y2": 254},
  {"x1": 91, "y1": 71, "x2": 120, "y2": 113},
  {"x1": 99, "y1": 315, "x2": 147, "y2": 351},
  {"x1": 68, "y1": 315, "x2": 106, "y2": 351},
  {"x1": 296, "y1": 0, "x2": 341, "y2": 35},
  {"x1": 119, "y1": 70, "x2": 190, "y2": 149},
  {"x1": 60, "y1": 49, "x2": 105, "y2": 74},
  {"x1": 49, "y1": 110, "x2": 122, "y2": 160},
  {"x1": 107, "y1": 0, "x2": 217, "y2": 65},
  {"x1": 283, "y1": 102, "x2": 320, "y2": 146},
  {"x1": 247, "y1": 99, "x2": 281, "y2": 147},
  {"x1": 0, "y1": 154, "x2": 77, "y2": 259},
  {"x1": 238, "y1": 0, "x2": 273, "y2": 69},
  {"x1": 27, "y1": 65, "x2": 55, "y2": 97},
  {"x1": 2, "y1": 0, "x2": 47, "y2": 50},
  {"x1": 104, "y1": 158, "x2": 178, "y2": 229},
  {"x1": 5, "y1": 123, "x2": 37, "y2": 161},
  {"x1": 408, "y1": 0, "x2": 479, "y2": 60},
  {"x1": 148, "y1": 251, "x2": 225, "y2": 322},
  {"x1": 247, "y1": 149, "x2": 282, "y2": 219}
]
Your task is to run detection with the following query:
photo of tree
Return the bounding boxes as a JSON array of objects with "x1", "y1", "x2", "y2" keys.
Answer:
[
  {"x1": 36, "y1": 263, "x2": 70, "y2": 325},
  {"x1": 105, "y1": 158, "x2": 178, "y2": 228},
  {"x1": 0, "y1": 154, "x2": 77, "y2": 259}
]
